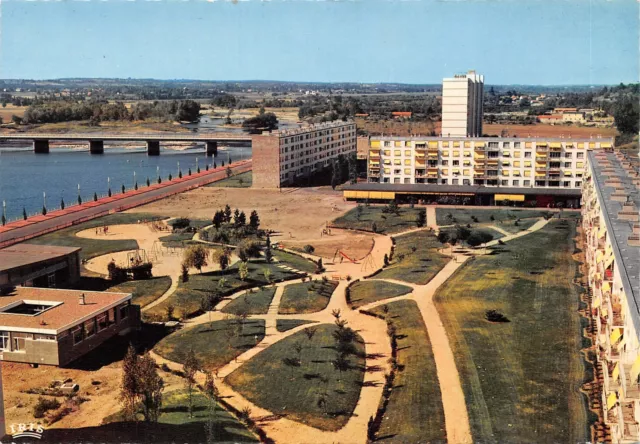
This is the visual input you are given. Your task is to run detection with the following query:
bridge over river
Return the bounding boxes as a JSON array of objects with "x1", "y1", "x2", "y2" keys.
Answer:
[{"x1": 0, "y1": 132, "x2": 253, "y2": 155}]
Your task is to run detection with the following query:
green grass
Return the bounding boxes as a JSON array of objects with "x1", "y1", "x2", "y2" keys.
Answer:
[
  {"x1": 440, "y1": 226, "x2": 505, "y2": 244},
  {"x1": 26, "y1": 212, "x2": 164, "y2": 261},
  {"x1": 278, "y1": 280, "x2": 338, "y2": 314},
  {"x1": 376, "y1": 230, "x2": 450, "y2": 284},
  {"x1": 109, "y1": 276, "x2": 172, "y2": 308},
  {"x1": 434, "y1": 220, "x2": 588, "y2": 443},
  {"x1": 207, "y1": 171, "x2": 252, "y2": 188},
  {"x1": 436, "y1": 208, "x2": 551, "y2": 226},
  {"x1": 226, "y1": 324, "x2": 366, "y2": 431},
  {"x1": 332, "y1": 205, "x2": 423, "y2": 234},
  {"x1": 276, "y1": 319, "x2": 317, "y2": 332},
  {"x1": 155, "y1": 319, "x2": 265, "y2": 371},
  {"x1": 101, "y1": 388, "x2": 258, "y2": 442},
  {"x1": 146, "y1": 259, "x2": 303, "y2": 319},
  {"x1": 348, "y1": 280, "x2": 412, "y2": 309},
  {"x1": 370, "y1": 300, "x2": 446, "y2": 443},
  {"x1": 273, "y1": 249, "x2": 318, "y2": 274},
  {"x1": 496, "y1": 218, "x2": 539, "y2": 234},
  {"x1": 222, "y1": 287, "x2": 277, "y2": 316}
]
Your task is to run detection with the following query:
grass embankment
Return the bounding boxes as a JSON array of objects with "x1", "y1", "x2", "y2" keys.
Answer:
[
  {"x1": 348, "y1": 280, "x2": 412, "y2": 309},
  {"x1": 222, "y1": 287, "x2": 277, "y2": 316},
  {"x1": 435, "y1": 208, "x2": 550, "y2": 226},
  {"x1": 376, "y1": 230, "x2": 449, "y2": 284},
  {"x1": 370, "y1": 300, "x2": 446, "y2": 443},
  {"x1": 276, "y1": 319, "x2": 316, "y2": 332},
  {"x1": 273, "y1": 249, "x2": 318, "y2": 274},
  {"x1": 207, "y1": 171, "x2": 252, "y2": 188},
  {"x1": 332, "y1": 205, "x2": 423, "y2": 234},
  {"x1": 155, "y1": 319, "x2": 265, "y2": 370},
  {"x1": 147, "y1": 259, "x2": 302, "y2": 319},
  {"x1": 226, "y1": 324, "x2": 366, "y2": 431},
  {"x1": 278, "y1": 280, "x2": 338, "y2": 314},
  {"x1": 109, "y1": 276, "x2": 172, "y2": 308},
  {"x1": 434, "y1": 220, "x2": 588, "y2": 442},
  {"x1": 26, "y1": 213, "x2": 163, "y2": 261}
]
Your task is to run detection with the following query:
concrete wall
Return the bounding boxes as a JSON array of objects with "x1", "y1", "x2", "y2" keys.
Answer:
[{"x1": 251, "y1": 134, "x2": 282, "y2": 188}]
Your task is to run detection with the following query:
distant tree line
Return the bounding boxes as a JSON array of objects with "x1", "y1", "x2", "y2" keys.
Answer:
[{"x1": 21, "y1": 99, "x2": 201, "y2": 124}]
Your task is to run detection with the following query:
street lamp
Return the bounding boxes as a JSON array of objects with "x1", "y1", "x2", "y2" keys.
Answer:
[
  {"x1": 43, "y1": 191, "x2": 46, "y2": 209},
  {"x1": 2, "y1": 200, "x2": 6, "y2": 225},
  {"x1": 133, "y1": 171, "x2": 136, "y2": 188},
  {"x1": 196, "y1": 157, "x2": 199, "y2": 172},
  {"x1": 156, "y1": 166, "x2": 160, "y2": 181}
]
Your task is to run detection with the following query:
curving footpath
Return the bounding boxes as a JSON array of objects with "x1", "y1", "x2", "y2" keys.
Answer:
[{"x1": 150, "y1": 216, "x2": 551, "y2": 444}]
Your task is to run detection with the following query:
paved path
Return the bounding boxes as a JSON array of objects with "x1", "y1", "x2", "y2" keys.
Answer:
[{"x1": 0, "y1": 159, "x2": 252, "y2": 248}]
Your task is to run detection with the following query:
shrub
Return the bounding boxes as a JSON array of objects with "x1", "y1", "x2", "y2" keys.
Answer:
[
  {"x1": 171, "y1": 218, "x2": 191, "y2": 230},
  {"x1": 485, "y1": 309, "x2": 510, "y2": 323},
  {"x1": 303, "y1": 245, "x2": 315, "y2": 254},
  {"x1": 33, "y1": 397, "x2": 60, "y2": 418},
  {"x1": 130, "y1": 262, "x2": 153, "y2": 280}
]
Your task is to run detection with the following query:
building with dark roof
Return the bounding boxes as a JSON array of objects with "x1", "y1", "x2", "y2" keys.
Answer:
[{"x1": 0, "y1": 244, "x2": 80, "y2": 292}]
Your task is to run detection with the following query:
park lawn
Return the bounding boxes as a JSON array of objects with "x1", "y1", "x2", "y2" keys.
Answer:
[
  {"x1": 154, "y1": 319, "x2": 265, "y2": 371},
  {"x1": 207, "y1": 171, "x2": 252, "y2": 188},
  {"x1": 376, "y1": 230, "x2": 449, "y2": 285},
  {"x1": 434, "y1": 220, "x2": 588, "y2": 443},
  {"x1": 276, "y1": 319, "x2": 317, "y2": 332},
  {"x1": 348, "y1": 280, "x2": 412, "y2": 309},
  {"x1": 332, "y1": 205, "x2": 423, "y2": 234},
  {"x1": 222, "y1": 287, "x2": 277, "y2": 316},
  {"x1": 496, "y1": 218, "x2": 539, "y2": 234},
  {"x1": 157, "y1": 389, "x2": 258, "y2": 442},
  {"x1": 146, "y1": 259, "x2": 303, "y2": 319},
  {"x1": 273, "y1": 249, "x2": 318, "y2": 274},
  {"x1": 440, "y1": 226, "x2": 505, "y2": 244},
  {"x1": 226, "y1": 324, "x2": 366, "y2": 431},
  {"x1": 26, "y1": 212, "x2": 163, "y2": 261},
  {"x1": 370, "y1": 300, "x2": 446, "y2": 443},
  {"x1": 278, "y1": 280, "x2": 338, "y2": 314},
  {"x1": 109, "y1": 276, "x2": 172, "y2": 308},
  {"x1": 435, "y1": 208, "x2": 551, "y2": 226}
]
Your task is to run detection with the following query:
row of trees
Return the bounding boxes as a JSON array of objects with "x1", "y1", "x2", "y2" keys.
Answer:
[{"x1": 20, "y1": 99, "x2": 201, "y2": 125}]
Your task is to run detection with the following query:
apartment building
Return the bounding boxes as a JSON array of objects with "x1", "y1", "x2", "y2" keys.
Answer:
[
  {"x1": 582, "y1": 149, "x2": 640, "y2": 443},
  {"x1": 441, "y1": 71, "x2": 484, "y2": 137},
  {"x1": 367, "y1": 136, "x2": 614, "y2": 191},
  {"x1": 252, "y1": 121, "x2": 357, "y2": 188}
]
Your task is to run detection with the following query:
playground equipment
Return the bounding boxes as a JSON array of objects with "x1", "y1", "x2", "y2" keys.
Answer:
[
  {"x1": 332, "y1": 249, "x2": 357, "y2": 264},
  {"x1": 127, "y1": 249, "x2": 149, "y2": 267},
  {"x1": 360, "y1": 252, "x2": 377, "y2": 273}
]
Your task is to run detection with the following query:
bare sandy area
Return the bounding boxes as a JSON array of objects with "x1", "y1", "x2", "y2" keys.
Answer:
[{"x1": 126, "y1": 186, "x2": 373, "y2": 259}]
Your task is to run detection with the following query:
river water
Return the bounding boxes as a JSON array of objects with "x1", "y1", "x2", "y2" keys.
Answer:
[{"x1": 0, "y1": 144, "x2": 251, "y2": 222}]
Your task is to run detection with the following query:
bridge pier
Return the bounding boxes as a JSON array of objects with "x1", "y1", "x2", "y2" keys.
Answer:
[
  {"x1": 206, "y1": 141, "x2": 218, "y2": 157},
  {"x1": 33, "y1": 139, "x2": 49, "y2": 154},
  {"x1": 147, "y1": 140, "x2": 160, "y2": 156},
  {"x1": 89, "y1": 140, "x2": 104, "y2": 154}
]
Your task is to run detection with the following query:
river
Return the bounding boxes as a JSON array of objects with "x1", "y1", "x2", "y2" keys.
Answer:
[{"x1": 0, "y1": 144, "x2": 251, "y2": 222}]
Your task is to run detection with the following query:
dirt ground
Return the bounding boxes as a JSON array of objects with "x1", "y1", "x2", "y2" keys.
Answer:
[
  {"x1": 127, "y1": 186, "x2": 374, "y2": 259},
  {"x1": 2, "y1": 361, "x2": 185, "y2": 430}
]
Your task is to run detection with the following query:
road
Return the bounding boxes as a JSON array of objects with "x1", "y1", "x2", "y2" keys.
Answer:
[{"x1": 0, "y1": 159, "x2": 252, "y2": 249}]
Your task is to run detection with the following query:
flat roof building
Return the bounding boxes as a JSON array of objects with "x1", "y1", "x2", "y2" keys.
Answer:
[
  {"x1": 0, "y1": 287, "x2": 140, "y2": 366},
  {"x1": 441, "y1": 71, "x2": 484, "y2": 138},
  {"x1": 582, "y1": 149, "x2": 640, "y2": 442},
  {"x1": 366, "y1": 136, "x2": 614, "y2": 194},
  {"x1": 0, "y1": 245, "x2": 81, "y2": 292},
  {"x1": 252, "y1": 120, "x2": 357, "y2": 188}
]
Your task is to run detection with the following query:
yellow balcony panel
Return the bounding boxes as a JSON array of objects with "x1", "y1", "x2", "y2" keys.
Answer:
[
  {"x1": 536, "y1": 153, "x2": 548, "y2": 158},
  {"x1": 427, "y1": 172, "x2": 438, "y2": 177},
  {"x1": 563, "y1": 171, "x2": 572, "y2": 177},
  {"x1": 474, "y1": 154, "x2": 486, "y2": 160},
  {"x1": 428, "y1": 153, "x2": 438, "y2": 158},
  {"x1": 602, "y1": 142, "x2": 612, "y2": 149},
  {"x1": 415, "y1": 153, "x2": 425, "y2": 158},
  {"x1": 428, "y1": 141, "x2": 438, "y2": 148},
  {"x1": 487, "y1": 160, "x2": 499, "y2": 165},
  {"x1": 453, "y1": 150, "x2": 460, "y2": 156},
  {"x1": 474, "y1": 172, "x2": 485, "y2": 176},
  {"x1": 550, "y1": 142, "x2": 562, "y2": 148},
  {"x1": 371, "y1": 141, "x2": 380, "y2": 148},
  {"x1": 428, "y1": 166, "x2": 439, "y2": 171},
  {"x1": 496, "y1": 194, "x2": 525, "y2": 202},
  {"x1": 535, "y1": 172, "x2": 546, "y2": 177}
]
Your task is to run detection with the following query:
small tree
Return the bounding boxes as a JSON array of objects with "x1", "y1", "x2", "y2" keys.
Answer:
[
  {"x1": 204, "y1": 371, "x2": 218, "y2": 444},
  {"x1": 212, "y1": 249, "x2": 230, "y2": 271},
  {"x1": 226, "y1": 166, "x2": 233, "y2": 178},
  {"x1": 249, "y1": 210, "x2": 260, "y2": 231},
  {"x1": 263, "y1": 268, "x2": 272, "y2": 283},
  {"x1": 238, "y1": 261, "x2": 249, "y2": 281},
  {"x1": 183, "y1": 245, "x2": 209, "y2": 273},
  {"x1": 169, "y1": 173, "x2": 173, "y2": 181},
  {"x1": 137, "y1": 353, "x2": 164, "y2": 422},
  {"x1": 178, "y1": 170, "x2": 183, "y2": 179},
  {"x1": 437, "y1": 231, "x2": 450, "y2": 245},
  {"x1": 42, "y1": 205, "x2": 47, "y2": 216},
  {"x1": 383, "y1": 253, "x2": 389, "y2": 267},
  {"x1": 93, "y1": 192, "x2": 98, "y2": 202},
  {"x1": 121, "y1": 184, "x2": 126, "y2": 194},
  {"x1": 120, "y1": 345, "x2": 139, "y2": 421},
  {"x1": 134, "y1": 182, "x2": 138, "y2": 191},
  {"x1": 183, "y1": 349, "x2": 201, "y2": 418},
  {"x1": 23, "y1": 207, "x2": 27, "y2": 220},
  {"x1": 416, "y1": 209, "x2": 427, "y2": 227},
  {"x1": 181, "y1": 262, "x2": 189, "y2": 283},
  {"x1": 372, "y1": 222, "x2": 378, "y2": 233},
  {"x1": 60, "y1": 198, "x2": 65, "y2": 210},
  {"x1": 78, "y1": 194, "x2": 82, "y2": 205},
  {"x1": 165, "y1": 304, "x2": 175, "y2": 321},
  {"x1": 146, "y1": 177, "x2": 150, "y2": 187},
  {"x1": 223, "y1": 204, "x2": 232, "y2": 223}
]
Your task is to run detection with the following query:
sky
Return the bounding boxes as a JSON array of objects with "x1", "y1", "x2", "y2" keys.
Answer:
[{"x1": 0, "y1": 0, "x2": 637, "y2": 85}]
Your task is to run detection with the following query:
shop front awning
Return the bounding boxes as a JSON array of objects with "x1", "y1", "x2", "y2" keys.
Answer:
[{"x1": 495, "y1": 194, "x2": 525, "y2": 202}]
